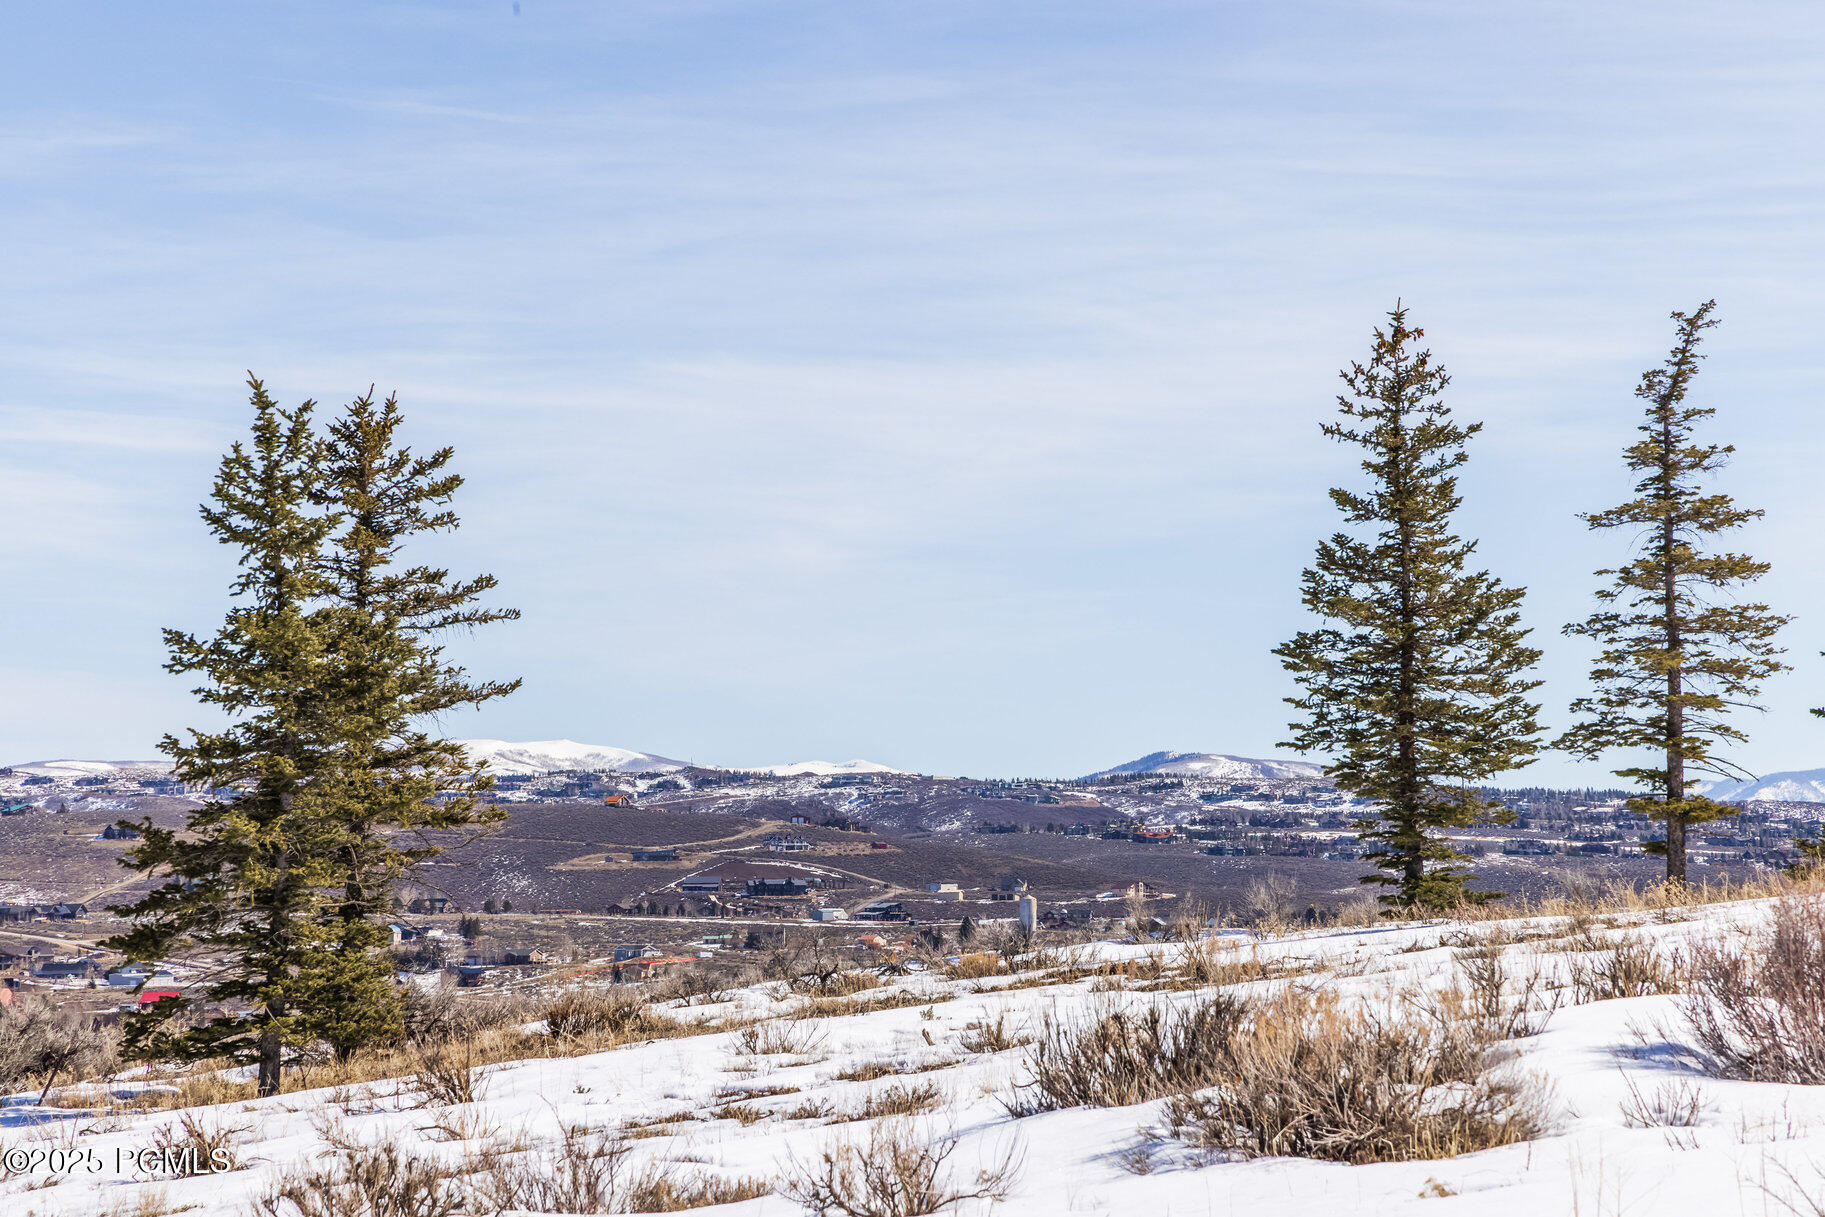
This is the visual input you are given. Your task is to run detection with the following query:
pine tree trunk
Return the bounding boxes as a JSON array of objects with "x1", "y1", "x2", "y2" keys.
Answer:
[
  {"x1": 257, "y1": 1017, "x2": 282, "y2": 1097},
  {"x1": 1661, "y1": 425, "x2": 1686, "y2": 886}
]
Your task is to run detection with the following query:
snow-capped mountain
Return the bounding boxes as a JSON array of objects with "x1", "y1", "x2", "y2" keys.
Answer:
[
  {"x1": 761, "y1": 759, "x2": 901, "y2": 777},
  {"x1": 454, "y1": 739, "x2": 688, "y2": 776},
  {"x1": 1081, "y1": 750, "x2": 1324, "y2": 783},
  {"x1": 5, "y1": 758, "x2": 171, "y2": 779},
  {"x1": 1705, "y1": 768, "x2": 1825, "y2": 804}
]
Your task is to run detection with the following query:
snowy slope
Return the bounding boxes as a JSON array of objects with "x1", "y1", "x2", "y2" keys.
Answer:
[
  {"x1": 1706, "y1": 768, "x2": 1825, "y2": 803},
  {"x1": 453, "y1": 738, "x2": 688, "y2": 775},
  {"x1": 761, "y1": 759, "x2": 901, "y2": 777},
  {"x1": 7, "y1": 896, "x2": 1824, "y2": 1216},
  {"x1": 1082, "y1": 749, "x2": 1323, "y2": 782}
]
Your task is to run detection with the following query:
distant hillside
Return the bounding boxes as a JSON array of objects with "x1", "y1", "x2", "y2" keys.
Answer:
[
  {"x1": 454, "y1": 739, "x2": 688, "y2": 776},
  {"x1": 1081, "y1": 750, "x2": 1324, "y2": 783},
  {"x1": 762, "y1": 759, "x2": 900, "y2": 777},
  {"x1": 1706, "y1": 768, "x2": 1825, "y2": 804}
]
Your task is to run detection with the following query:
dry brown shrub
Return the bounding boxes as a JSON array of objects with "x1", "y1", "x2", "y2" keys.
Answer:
[
  {"x1": 1159, "y1": 992, "x2": 1548, "y2": 1163},
  {"x1": 253, "y1": 1137, "x2": 464, "y2": 1217},
  {"x1": 945, "y1": 953, "x2": 1005, "y2": 981},
  {"x1": 1681, "y1": 896, "x2": 1825, "y2": 1082},
  {"x1": 1618, "y1": 1074, "x2": 1709, "y2": 1128},
  {"x1": 736, "y1": 1019, "x2": 827, "y2": 1057},
  {"x1": 1440, "y1": 942, "x2": 1559, "y2": 1040},
  {"x1": 1014, "y1": 995, "x2": 1250, "y2": 1111},
  {"x1": 1016, "y1": 988, "x2": 1548, "y2": 1164},
  {"x1": 1567, "y1": 936, "x2": 1682, "y2": 1004},
  {"x1": 0, "y1": 996, "x2": 120, "y2": 1103},
  {"x1": 474, "y1": 1122, "x2": 768, "y2": 1213},
  {"x1": 543, "y1": 988, "x2": 672, "y2": 1041},
  {"x1": 148, "y1": 1110, "x2": 249, "y2": 1174},
  {"x1": 959, "y1": 1013, "x2": 1028, "y2": 1054},
  {"x1": 783, "y1": 1117, "x2": 1021, "y2": 1217},
  {"x1": 410, "y1": 1040, "x2": 478, "y2": 1106}
]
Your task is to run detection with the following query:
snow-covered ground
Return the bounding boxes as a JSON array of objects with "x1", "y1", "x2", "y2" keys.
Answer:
[{"x1": 6, "y1": 897, "x2": 1825, "y2": 1215}]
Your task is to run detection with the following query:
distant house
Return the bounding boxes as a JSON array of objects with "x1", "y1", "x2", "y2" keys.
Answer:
[
  {"x1": 107, "y1": 966, "x2": 176, "y2": 989},
  {"x1": 789, "y1": 814, "x2": 811, "y2": 825},
  {"x1": 613, "y1": 944, "x2": 662, "y2": 962},
  {"x1": 502, "y1": 949, "x2": 549, "y2": 966},
  {"x1": 745, "y1": 877, "x2": 812, "y2": 899},
  {"x1": 810, "y1": 907, "x2": 848, "y2": 922},
  {"x1": 869, "y1": 842, "x2": 891, "y2": 850},
  {"x1": 762, "y1": 834, "x2": 811, "y2": 854},
  {"x1": 387, "y1": 922, "x2": 429, "y2": 943},
  {"x1": 602, "y1": 794, "x2": 633, "y2": 807},
  {"x1": 678, "y1": 876, "x2": 724, "y2": 895},
  {"x1": 855, "y1": 901, "x2": 906, "y2": 922},
  {"x1": 630, "y1": 848, "x2": 679, "y2": 862},
  {"x1": 33, "y1": 957, "x2": 106, "y2": 982},
  {"x1": 0, "y1": 946, "x2": 40, "y2": 971}
]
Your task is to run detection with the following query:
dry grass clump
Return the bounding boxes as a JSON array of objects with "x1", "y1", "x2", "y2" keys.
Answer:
[
  {"x1": 1015, "y1": 996, "x2": 1253, "y2": 1110},
  {"x1": 1566, "y1": 936, "x2": 1683, "y2": 1004},
  {"x1": 959, "y1": 1013, "x2": 1028, "y2": 1054},
  {"x1": 784, "y1": 1117, "x2": 1021, "y2": 1217},
  {"x1": 1174, "y1": 937, "x2": 1268, "y2": 989},
  {"x1": 830, "y1": 1081, "x2": 943, "y2": 1123},
  {"x1": 399, "y1": 983, "x2": 531, "y2": 1047},
  {"x1": 253, "y1": 1138, "x2": 464, "y2": 1217},
  {"x1": 835, "y1": 1060, "x2": 899, "y2": 1082},
  {"x1": 736, "y1": 1018, "x2": 828, "y2": 1057},
  {"x1": 1618, "y1": 1075, "x2": 1709, "y2": 1128},
  {"x1": 945, "y1": 952, "x2": 1006, "y2": 981},
  {"x1": 1681, "y1": 895, "x2": 1825, "y2": 1082},
  {"x1": 710, "y1": 1101, "x2": 771, "y2": 1126},
  {"x1": 792, "y1": 989, "x2": 947, "y2": 1021},
  {"x1": 1441, "y1": 942, "x2": 1558, "y2": 1040},
  {"x1": 475, "y1": 1123, "x2": 767, "y2": 1214},
  {"x1": 542, "y1": 988, "x2": 676, "y2": 1042},
  {"x1": 410, "y1": 1040, "x2": 479, "y2": 1106},
  {"x1": 1016, "y1": 988, "x2": 1548, "y2": 1164},
  {"x1": 148, "y1": 1111, "x2": 249, "y2": 1174}
]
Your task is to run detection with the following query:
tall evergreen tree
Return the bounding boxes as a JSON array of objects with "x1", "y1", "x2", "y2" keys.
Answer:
[
  {"x1": 303, "y1": 391, "x2": 518, "y2": 1058},
  {"x1": 1277, "y1": 307, "x2": 1544, "y2": 909},
  {"x1": 1558, "y1": 302, "x2": 1788, "y2": 884},
  {"x1": 107, "y1": 379, "x2": 341, "y2": 1096}
]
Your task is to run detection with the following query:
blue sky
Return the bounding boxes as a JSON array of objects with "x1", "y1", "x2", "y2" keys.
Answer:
[{"x1": 4, "y1": 1, "x2": 1825, "y2": 782}]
